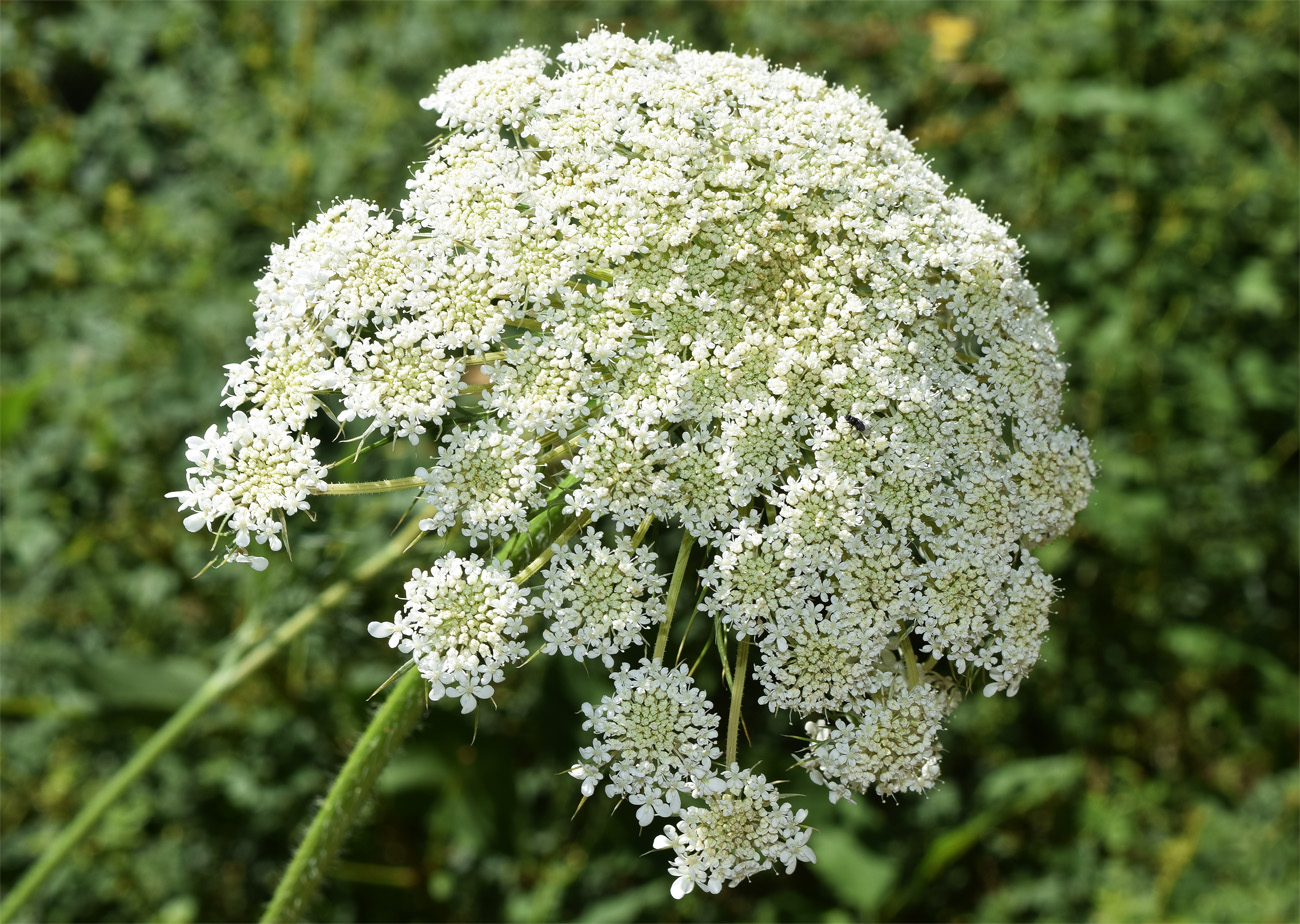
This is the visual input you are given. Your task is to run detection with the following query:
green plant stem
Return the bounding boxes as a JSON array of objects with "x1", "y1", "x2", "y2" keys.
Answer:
[
  {"x1": 0, "y1": 522, "x2": 422, "y2": 924},
  {"x1": 724, "y1": 637, "x2": 750, "y2": 768},
  {"x1": 654, "y1": 530, "x2": 693, "y2": 663},
  {"x1": 493, "y1": 475, "x2": 579, "y2": 568},
  {"x1": 901, "y1": 634, "x2": 920, "y2": 688},
  {"x1": 630, "y1": 514, "x2": 655, "y2": 549},
  {"x1": 261, "y1": 668, "x2": 426, "y2": 924},
  {"x1": 512, "y1": 512, "x2": 591, "y2": 586},
  {"x1": 536, "y1": 434, "x2": 589, "y2": 467},
  {"x1": 315, "y1": 476, "x2": 425, "y2": 496}
]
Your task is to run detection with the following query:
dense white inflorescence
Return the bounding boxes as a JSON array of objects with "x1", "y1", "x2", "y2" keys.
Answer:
[
  {"x1": 570, "y1": 658, "x2": 721, "y2": 826},
  {"x1": 174, "y1": 30, "x2": 1094, "y2": 896},
  {"x1": 366, "y1": 554, "x2": 532, "y2": 714},
  {"x1": 653, "y1": 766, "x2": 817, "y2": 898},
  {"x1": 539, "y1": 528, "x2": 668, "y2": 667},
  {"x1": 803, "y1": 673, "x2": 959, "y2": 801}
]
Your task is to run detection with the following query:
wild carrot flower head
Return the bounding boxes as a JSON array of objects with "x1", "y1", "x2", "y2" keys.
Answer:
[{"x1": 174, "y1": 29, "x2": 1093, "y2": 896}]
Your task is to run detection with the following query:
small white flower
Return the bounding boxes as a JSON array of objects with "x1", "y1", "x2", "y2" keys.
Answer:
[
  {"x1": 573, "y1": 659, "x2": 721, "y2": 827},
  {"x1": 376, "y1": 553, "x2": 532, "y2": 713},
  {"x1": 539, "y1": 527, "x2": 667, "y2": 667},
  {"x1": 654, "y1": 765, "x2": 815, "y2": 898}
]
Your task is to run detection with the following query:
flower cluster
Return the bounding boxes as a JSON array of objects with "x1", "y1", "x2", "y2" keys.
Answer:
[
  {"x1": 803, "y1": 673, "x2": 959, "y2": 801},
  {"x1": 654, "y1": 766, "x2": 817, "y2": 898},
  {"x1": 569, "y1": 659, "x2": 720, "y2": 826},
  {"x1": 176, "y1": 30, "x2": 1093, "y2": 897},
  {"x1": 539, "y1": 528, "x2": 667, "y2": 667},
  {"x1": 366, "y1": 554, "x2": 532, "y2": 714}
]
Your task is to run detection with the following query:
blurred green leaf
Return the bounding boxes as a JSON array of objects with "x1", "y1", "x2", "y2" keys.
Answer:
[{"x1": 809, "y1": 826, "x2": 898, "y2": 918}]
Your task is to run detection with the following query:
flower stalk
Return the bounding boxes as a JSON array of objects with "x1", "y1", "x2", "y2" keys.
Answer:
[
  {"x1": 0, "y1": 521, "x2": 422, "y2": 924},
  {"x1": 261, "y1": 668, "x2": 426, "y2": 924},
  {"x1": 316, "y1": 476, "x2": 425, "y2": 496},
  {"x1": 654, "y1": 529, "x2": 693, "y2": 664},
  {"x1": 512, "y1": 511, "x2": 592, "y2": 586},
  {"x1": 724, "y1": 637, "x2": 750, "y2": 768}
]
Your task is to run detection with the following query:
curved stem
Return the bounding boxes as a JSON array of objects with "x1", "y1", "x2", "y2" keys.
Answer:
[
  {"x1": 536, "y1": 432, "x2": 588, "y2": 467},
  {"x1": 654, "y1": 530, "x2": 693, "y2": 664},
  {"x1": 900, "y1": 634, "x2": 920, "y2": 688},
  {"x1": 261, "y1": 668, "x2": 426, "y2": 923},
  {"x1": 512, "y1": 511, "x2": 591, "y2": 586},
  {"x1": 0, "y1": 521, "x2": 422, "y2": 924},
  {"x1": 493, "y1": 474, "x2": 579, "y2": 568},
  {"x1": 315, "y1": 476, "x2": 424, "y2": 496},
  {"x1": 724, "y1": 637, "x2": 750, "y2": 767},
  {"x1": 630, "y1": 514, "x2": 654, "y2": 550}
]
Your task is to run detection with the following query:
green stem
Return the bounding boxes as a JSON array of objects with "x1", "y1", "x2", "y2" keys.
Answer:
[
  {"x1": 724, "y1": 637, "x2": 750, "y2": 767},
  {"x1": 536, "y1": 436, "x2": 584, "y2": 467},
  {"x1": 630, "y1": 514, "x2": 654, "y2": 550},
  {"x1": 512, "y1": 512, "x2": 591, "y2": 586},
  {"x1": 315, "y1": 476, "x2": 424, "y2": 496},
  {"x1": 260, "y1": 669, "x2": 426, "y2": 923},
  {"x1": 654, "y1": 530, "x2": 693, "y2": 664},
  {"x1": 900, "y1": 634, "x2": 920, "y2": 688},
  {"x1": 0, "y1": 522, "x2": 422, "y2": 924},
  {"x1": 493, "y1": 475, "x2": 579, "y2": 568}
]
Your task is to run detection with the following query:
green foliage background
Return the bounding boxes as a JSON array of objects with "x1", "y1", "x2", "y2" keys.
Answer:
[{"x1": 2, "y1": 2, "x2": 1296, "y2": 921}]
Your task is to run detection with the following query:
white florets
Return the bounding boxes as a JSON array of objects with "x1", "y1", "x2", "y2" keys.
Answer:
[
  {"x1": 653, "y1": 766, "x2": 816, "y2": 898},
  {"x1": 177, "y1": 29, "x2": 1095, "y2": 900},
  {"x1": 366, "y1": 554, "x2": 532, "y2": 714},
  {"x1": 753, "y1": 598, "x2": 897, "y2": 716},
  {"x1": 571, "y1": 659, "x2": 721, "y2": 827},
  {"x1": 416, "y1": 421, "x2": 546, "y2": 546},
  {"x1": 168, "y1": 410, "x2": 327, "y2": 551},
  {"x1": 539, "y1": 528, "x2": 667, "y2": 667},
  {"x1": 803, "y1": 676, "x2": 960, "y2": 801}
]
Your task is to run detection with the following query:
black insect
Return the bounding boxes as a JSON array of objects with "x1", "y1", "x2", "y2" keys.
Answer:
[{"x1": 844, "y1": 414, "x2": 867, "y2": 433}]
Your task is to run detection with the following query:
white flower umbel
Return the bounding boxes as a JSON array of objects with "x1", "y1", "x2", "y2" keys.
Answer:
[
  {"x1": 415, "y1": 421, "x2": 546, "y2": 547},
  {"x1": 178, "y1": 26, "x2": 1096, "y2": 900},
  {"x1": 699, "y1": 523, "x2": 799, "y2": 640},
  {"x1": 977, "y1": 553, "x2": 1057, "y2": 697},
  {"x1": 539, "y1": 528, "x2": 668, "y2": 667},
  {"x1": 561, "y1": 424, "x2": 673, "y2": 530},
  {"x1": 571, "y1": 659, "x2": 721, "y2": 826},
  {"x1": 169, "y1": 410, "x2": 327, "y2": 552},
  {"x1": 367, "y1": 553, "x2": 532, "y2": 713},
  {"x1": 753, "y1": 596, "x2": 898, "y2": 716},
  {"x1": 481, "y1": 334, "x2": 597, "y2": 437},
  {"x1": 653, "y1": 766, "x2": 816, "y2": 899},
  {"x1": 803, "y1": 675, "x2": 960, "y2": 801},
  {"x1": 336, "y1": 319, "x2": 467, "y2": 442}
]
